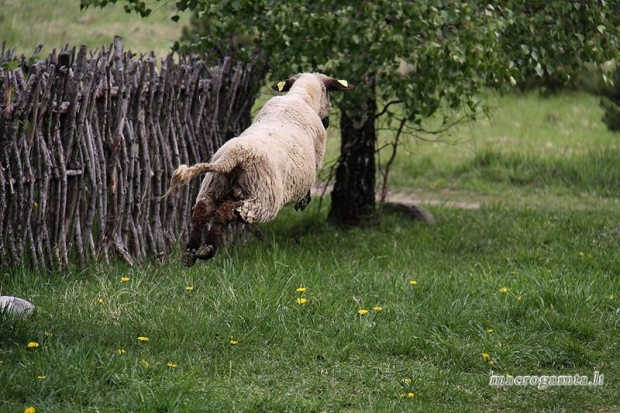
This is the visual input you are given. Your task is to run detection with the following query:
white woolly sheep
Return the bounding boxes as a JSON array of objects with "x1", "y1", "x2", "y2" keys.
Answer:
[{"x1": 164, "y1": 72, "x2": 355, "y2": 266}]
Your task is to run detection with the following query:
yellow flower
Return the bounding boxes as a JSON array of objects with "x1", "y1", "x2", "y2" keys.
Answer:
[
  {"x1": 499, "y1": 287, "x2": 508, "y2": 294},
  {"x1": 27, "y1": 341, "x2": 40, "y2": 349},
  {"x1": 297, "y1": 297, "x2": 308, "y2": 305},
  {"x1": 296, "y1": 287, "x2": 307, "y2": 293},
  {"x1": 167, "y1": 362, "x2": 178, "y2": 369},
  {"x1": 403, "y1": 377, "x2": 412, "y2": 385},
  {"x1": 357, "y1": 309, "x2": 369, "y2": 315},
  {"x1": 97, "y1": 298, "x2": 104, "y2": 304},
  {"x1": 185, "y1": 286, "x2": 194, "y2": 292},
  {"x1": 140, "y1": 359, "x2": 149, "y2": 368},
  {"x1": 24, "y1": 407, "x2": 36, "y2": 413},
  {"x1": 373, "y1": 306, "x2": 383, "y2": 312},
  {"x1": 486, "y1": 328, "x2": 494, "y2": 333},
  {"x1": 117, "y1": 349, "x2": 126, "y2": 355},
  {"x1": 137, "y1": 336, "x2": 149, "y2": 342},
  {"x1": 229, "y1": 339, "x2": 238, "y2": 345},
  {"x1": 407, "y1": 392, "x2": 415, "y2": 398},
  {"x1": 409, "y1": 280, "x2": 418, "y2": 285},
  {"x1": 516, "y1": 295, "x2": 522, "y2": 301},
  {"x1": 37, "y1": 375, "x2": 46, "y2": 380},
  {"x1": 481, "y1": 352, "x2": 490, "y2": 361},
  {"x1": 121, "y1": 277, "x2": 130, "y2": 282},
  {"x1": 578, "y1": 251, "x2": 585, "y2": 258}
]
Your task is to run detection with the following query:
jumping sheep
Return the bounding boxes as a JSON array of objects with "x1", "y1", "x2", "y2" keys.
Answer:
[{"x1": 164, "y1": 72, "x2": 355, "y2": 266}]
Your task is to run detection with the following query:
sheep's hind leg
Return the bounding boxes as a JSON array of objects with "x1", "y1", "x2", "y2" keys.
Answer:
[
  {"x1": 294, "y1": 190, "x2": 311, "y2": 212},
  {"x1": 195, "y1": 200, "x2": 243, "y2": 261},
  {"x1": 184, "y1": 200, "x2": 211, "y2": 267}
]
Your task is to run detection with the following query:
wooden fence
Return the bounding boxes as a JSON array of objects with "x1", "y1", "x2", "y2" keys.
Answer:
[{"x1": 0, "y1": 37, "x2": 267, "y2": 269}]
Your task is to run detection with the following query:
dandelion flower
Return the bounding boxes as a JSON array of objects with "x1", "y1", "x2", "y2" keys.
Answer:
[
  {"x1": 578, "y1": 251, "x2": 585, "y2": 258},
  {"x1": 407, "y1": 392, "x2": 415, "y2": 398},
  {"x1": 499, "y1": 287, "x2": 508, "y2": 294},
  {"x1": 373, "y1": 306, "x2": 383, "y2": 312},
  {"x1": 409, "y1": 279, "x2": 418, "y2": 285},
  {"x1": 140, "y1": 359, "x2": 149, "y2": 368},
  {"x1": 121, "y1": 277, "x2": 130, "y2": 282},
  {"x1": 481, "y1": 352, "x2": 490, "y2": 361},
  {"x1": 27, "y1": 341, "x2": 40, "y2": 349},
  {"x1": 229, "y1": 339, "x2": 238, "y2": 345},
  {"x1": 486, "y1": 328, "x2": 494, "y2": 333},
  {"x1": 297, "y1": 297, "x2": 308, "y2": 305},
  {"x1": 296, "y1": 287, "x2": 307, "y2": 293},
  {"x1": 137, "y1": 336, "x2": 149, "y2": 342},
  {"x1": 24, "y1": 407, "x2": 36, "y2": 413},
  {"x1": 97, "y1": 298, "x2": 104, "y2": 304},
  {"x1": 516, "y1": 295, "x2": 522, "y2": 301},
  {"x1": 403, "y1": 377, "x2": 412, "y2": 385},
  {"x1": 117, "y1": 349, "x2": 126, "y2": 355},
  {"x1": 167, "y1": 362, "x2": 178, "y2": 369},
  {"x1": 185, "y1": 286, "x2": 194, "y2": 292},
  {"x1": 357, "y1": 309, "x2": 369, "y2": 315}
]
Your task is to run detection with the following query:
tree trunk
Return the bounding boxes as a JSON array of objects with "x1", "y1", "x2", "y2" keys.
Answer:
[{"x1": 328, "y1": 87, "x2": 377, "y2": 227}]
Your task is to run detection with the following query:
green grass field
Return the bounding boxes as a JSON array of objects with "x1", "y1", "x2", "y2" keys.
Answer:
[
  {"x1": 0, "y1": 0, "x2": 187, "y2": 56},
  {"x1": 2, "y1": 200, "x2": 619, "y2": 411},
  {"x1": 2, "y1": 3, "x2": 620, "y2": 411}
]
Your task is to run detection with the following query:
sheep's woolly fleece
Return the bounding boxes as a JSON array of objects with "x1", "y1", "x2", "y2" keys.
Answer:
[{"x1": 165, "y1": 72, "x2": 354, "y2": 224}]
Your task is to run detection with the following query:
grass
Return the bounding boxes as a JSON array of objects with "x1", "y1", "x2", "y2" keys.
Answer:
[
  {"x1": 364, "y1": 91, "x2": 620, "y2": 205},
  {"x1": 0, "y1": 0, "x2": 188, "y2": 56},
  {"x1": 2, "y1": 202, "x2": 620, "y2": 412}
]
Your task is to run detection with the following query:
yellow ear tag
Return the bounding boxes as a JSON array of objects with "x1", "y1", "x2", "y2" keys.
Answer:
[
  {"x1": 277, "y1": 81, "x2": 286, "y2": 91},
  {"x1": 337, "y1": 79, "x2": 348, "y2": 87}
]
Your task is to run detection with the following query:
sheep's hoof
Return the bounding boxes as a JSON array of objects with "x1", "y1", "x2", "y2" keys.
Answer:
[
  {"x1": 196, "y1": 244, "x2": 216, "y2": 260},
  {"x1": 183, "y1": 248, "x2": 198, "y2": 267}
]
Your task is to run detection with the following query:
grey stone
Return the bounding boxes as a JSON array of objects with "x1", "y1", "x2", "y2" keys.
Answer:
[{"x1": 0, "y1": 296, "x2": 35, "y2": 318}]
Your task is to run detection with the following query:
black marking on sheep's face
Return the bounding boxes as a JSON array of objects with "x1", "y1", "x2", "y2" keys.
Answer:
[
  {"x1": 295, "y1": 190, "x2": 312, "y2": 212},
  {"x1": 321, "y1": 116, "x2": 329, "y2": 129}
]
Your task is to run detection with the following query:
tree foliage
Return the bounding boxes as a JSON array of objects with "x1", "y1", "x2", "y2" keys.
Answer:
[
  {"x1": 82, "y1": 0, "x2": 618, "y2": 113},
  {"x1": 82, "y1": 0, "x2": 620, "y2": 225}
]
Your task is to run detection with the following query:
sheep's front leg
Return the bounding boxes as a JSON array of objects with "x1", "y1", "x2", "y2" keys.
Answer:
[{"x1": 294, "y1": 190, "x2": 312, "y2": 212}]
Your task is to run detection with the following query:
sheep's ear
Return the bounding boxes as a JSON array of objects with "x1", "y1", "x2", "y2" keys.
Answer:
[
  {"x1": 271, "y1": 78, "x2": 296, "y2": 92},
  {"x1": 324, "y1": 78, "x2": 355, "y2": 92}
]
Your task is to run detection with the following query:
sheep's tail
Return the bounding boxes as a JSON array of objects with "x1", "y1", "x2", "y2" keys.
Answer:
[{"x1": 161, "y1": 160, "x2": 236, "y2": 199}]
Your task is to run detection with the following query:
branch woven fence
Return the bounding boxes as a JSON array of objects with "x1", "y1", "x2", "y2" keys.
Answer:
[{"x1": 0, "y1": 37, "x2": 266, "y2": 269}]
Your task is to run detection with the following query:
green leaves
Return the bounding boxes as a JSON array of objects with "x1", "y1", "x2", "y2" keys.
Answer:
[{"x1": 83, "y1": 0, "x2": 620, "y2": 126}]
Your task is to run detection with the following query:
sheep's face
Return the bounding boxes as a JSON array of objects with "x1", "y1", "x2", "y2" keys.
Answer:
[{"x1": 272, "y1": 73, "x2": 355, "y2": 119}]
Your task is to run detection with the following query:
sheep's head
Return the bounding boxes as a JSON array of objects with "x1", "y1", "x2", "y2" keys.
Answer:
[{"x1": 271, "y1": 73, "x2": 355, "y2": 120}]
